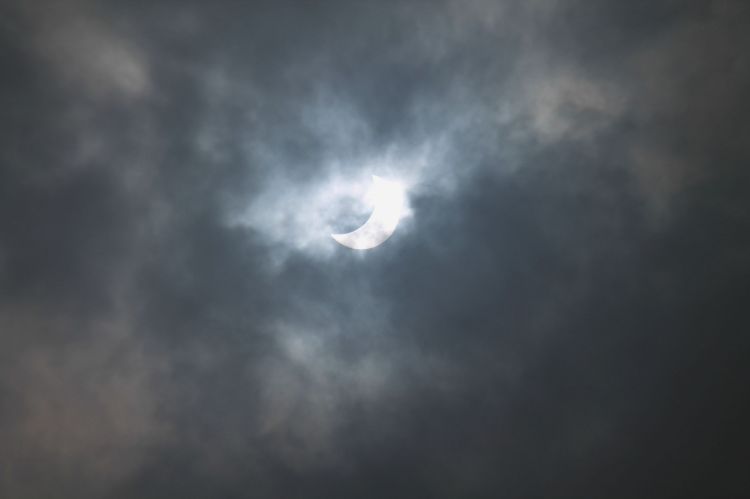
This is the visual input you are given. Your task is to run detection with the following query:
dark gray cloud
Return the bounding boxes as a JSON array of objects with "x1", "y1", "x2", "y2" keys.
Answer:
[{"x1": 1, "y1": 0, "x2": 749, "y2": 497}]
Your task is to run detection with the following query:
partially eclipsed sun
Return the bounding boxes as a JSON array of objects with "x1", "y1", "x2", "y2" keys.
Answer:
[{"x1": 331, "y1": 176, "x2": 406, "y2": 250}]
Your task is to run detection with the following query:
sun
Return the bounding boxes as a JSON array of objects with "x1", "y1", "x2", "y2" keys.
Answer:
[{"x1": 331, "y1": 176, "x2": 408, "y2": 250}]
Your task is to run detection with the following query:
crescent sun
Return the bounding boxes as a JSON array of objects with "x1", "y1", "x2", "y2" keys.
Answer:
[{"x1": 331, "y1": 175, "x2": 406, "y2": 250}]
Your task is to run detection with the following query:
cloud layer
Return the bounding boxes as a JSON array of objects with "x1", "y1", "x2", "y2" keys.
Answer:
[{"x1": 1, "y1": 1, "x2": 749, "y2": 497}]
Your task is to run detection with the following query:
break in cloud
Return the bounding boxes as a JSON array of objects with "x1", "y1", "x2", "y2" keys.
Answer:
[{"x1": 1, "y1": 0, "x2": 749, "y2": 497}]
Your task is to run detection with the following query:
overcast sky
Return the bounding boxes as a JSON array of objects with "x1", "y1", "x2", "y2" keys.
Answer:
[{"x1": 1, "y1": 1, "x2": 749, "y2": 497}]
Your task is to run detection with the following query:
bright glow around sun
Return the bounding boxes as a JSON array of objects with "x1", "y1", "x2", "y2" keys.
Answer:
[
  {"x1": 230, "y1": 146, "x2": 428, "y2": 260},
  {"x1": 368, "y1": 176, "x2": 407, "y2": 222}
]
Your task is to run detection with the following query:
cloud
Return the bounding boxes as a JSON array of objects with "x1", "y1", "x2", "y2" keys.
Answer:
[
  {"x1": 1, "y1": 0, "x2": 749, "y2": 498},
  {"x1": 19, "y1": 0, "x2": 151, "y2": 100},
  {"x1": 0, "y1": 309, "x2": 169, "y2": 497}
]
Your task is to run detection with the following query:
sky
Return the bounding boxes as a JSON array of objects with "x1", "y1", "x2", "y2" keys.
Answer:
[{"x1": 1, "y1": 1, "x2": 749, "y2": 497}]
